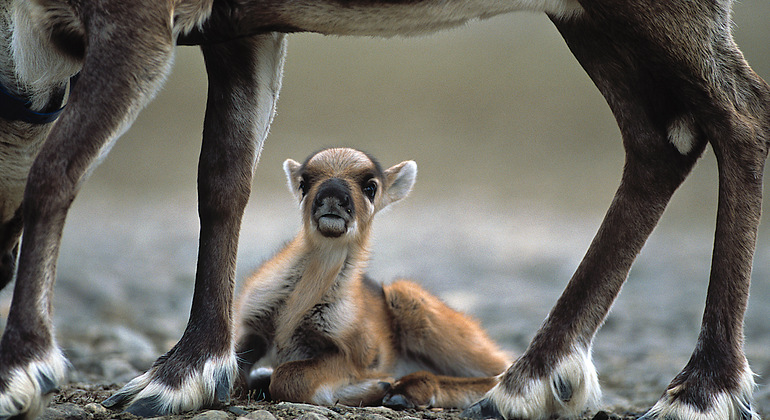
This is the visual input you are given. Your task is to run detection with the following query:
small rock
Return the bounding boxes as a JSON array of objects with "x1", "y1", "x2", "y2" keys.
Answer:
[
  {"x1": 229, "y1": 406, "x2": 250, "y2": 416},
  {"x1": 98, "y1": 357, "x2": 141, "y2": 383},
  {"x1": 239, "y1": 409, "x2": 278, "y2": 420},
  {"x1": 354, "y1": 414, "x2": 389, "y2": 420},
  {"x1": 85, "y1": 402, "x2": 108, "y2": 415},
  {"x1": 357, "y1": 407, "x2": 396, "y2": 415},
  {"x1": 277, "y1": 402, "x2": 340, "y2": 419},
  {"x1": 97, "y1": 325, "x2": 159, "y2": 370},
  {"x1": 296, "y1": 412, "x2": 328, "y2": 420},
  {"x1": 39, "y1": 403, "x2": 88, "y2": 419},
  {"x1": 191, "y1": 409, "x2": 231, "y2": 420}
]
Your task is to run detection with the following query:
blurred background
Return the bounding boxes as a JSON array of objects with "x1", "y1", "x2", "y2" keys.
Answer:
[{"x1": 2, "y1": 3, "x2": 770, "y2": 414}]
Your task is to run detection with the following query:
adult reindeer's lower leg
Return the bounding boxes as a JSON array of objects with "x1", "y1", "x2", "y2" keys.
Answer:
[
  {"x1": 102, "y1": 33, "x2": 286, "y2": 417},
  {"x1": 473, "y1": 136, "x2": 703, "y2": 419},
  {"x1": 642, "y1": 58, "x2": 770, "y2": 420},
  {"x1": 573, "y1": 2, "x2": 769, "y2": 419},
  {"x1": 0, "y1": 209, "x2": 22, "y2": 290},
  {"x1": 643, "y1": 115, "x2": 768, "y2": 420},
  {"x1": 0, "y1": 3, "x2": 175, "y2": 418}
]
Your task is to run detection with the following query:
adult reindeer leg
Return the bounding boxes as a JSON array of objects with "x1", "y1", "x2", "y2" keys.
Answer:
[
  {"x1": 557, "y1": 3, "x2": 770, "y2": 419},
  {"x1": 0, "y1": 209, "x2": 22, "y2": 291},
  {"x1": 644, "y1": 105, "x2": 768, "y2": 419},
  {"x1": 467, "y1": 2, "x2": 770, "y2": 418},
  {"x1": 0, "y1": 2, "x2": 176, "y2": 418},
  {"x1": 646, "y1": 109, "x2": 769, "y2": 418},
  {"x1": 466, "y1": 11, "x2": 709, "y2": 420},
  {"x1": 103, "y1": 33, "x2": 287, "y2": 417}
]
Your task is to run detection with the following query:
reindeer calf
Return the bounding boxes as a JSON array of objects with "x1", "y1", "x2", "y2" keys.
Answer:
[{"x1": 234, "y1": 147, "x2": 509, "y2": 408}]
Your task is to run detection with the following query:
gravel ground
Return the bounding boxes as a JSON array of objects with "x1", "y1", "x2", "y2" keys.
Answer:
[
  {"x1": 44, "y1": 383, "x2": 645, "y2": 420},
  {"x1": 3, "y1": 190, "x2": 767, "y2": 419}
]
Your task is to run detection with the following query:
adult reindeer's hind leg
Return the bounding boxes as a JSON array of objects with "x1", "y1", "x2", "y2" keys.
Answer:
[
  {"x1": 0, "y1": 2, "x2": 175, "y2": 418},
  {"x1": 466, "y1": 7, "x2": 713, "y2": 420},
  {"x1": 102, "y1": 33, "x2": 287, "y2": 417},
  {"x1": 468, "y1": 2, "x2": 770, "y2": 419},
  {"x1": 643, "y1": 89, "x2": 768, "y2": 420},
  {"x1": 556, "y1": 3, "x2": 770, "y2": 419},
  {"x1": 625, "y1": 5, "x2": 769, "y2": 418},
  {"x1": 0, "y1": 209, "x2": 22, "y2": 291}
]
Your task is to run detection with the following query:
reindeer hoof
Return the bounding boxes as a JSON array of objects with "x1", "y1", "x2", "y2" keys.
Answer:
[
  {"x1": 247, "y1": 366, "x2": 273, "y2": 400},
  {"x1": 383, "y1": 393, "x2": 415, "y2": 410},
  {"x1": 0, "y1": 348, "x2": 68, "y2": 420},
  {"x1": 102, "y1": 350, "x2": 237, "y2": 417},
  {"x1": 482, "y1": 347, "x2": 600, "y2": 420},
  {"x1": 461, "y1": 398, "x2": 503, "y2": 420},
  {"x1": 124, "y1": 396, "x2": 166, "y2": 417},
  {"x1": 101, "y1": 389, "x2": 129, "y2": 409},
  {"x1": 104, "y1": 388, "x2": 170, "y2": 418},
  {"x1": 639, "y1": 366, "x2": 758, "y2": 420}
]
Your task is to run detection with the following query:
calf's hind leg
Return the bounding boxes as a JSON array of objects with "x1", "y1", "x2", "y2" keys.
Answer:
[
  {"x1": 270, "y1": 355, "x2": 392, "y2": 406},
  {"x1": 385, "y1": 280, "x2": 509, "y2": 377},
  {"x1": 382, "y1": 280, "x2": 510, "y2": 408}
]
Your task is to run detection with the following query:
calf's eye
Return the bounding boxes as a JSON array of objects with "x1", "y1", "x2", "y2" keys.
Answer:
[
  {"x1": 299, "y1": 179, "x2": 308, "y2": 197},
  {"x1": 363, "y1": 181, "x2": 377, "y2": 201}
]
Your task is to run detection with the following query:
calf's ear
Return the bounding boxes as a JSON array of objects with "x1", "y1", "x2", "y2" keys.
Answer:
[
  {"x1": 380, "y1": 160, "x2": 417, "y2": 210},
  {"x1": 283, "y1": 159, "x2": 303, "y2": 202}
]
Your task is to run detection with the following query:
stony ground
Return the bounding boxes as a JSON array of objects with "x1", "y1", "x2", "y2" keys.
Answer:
[
  {"x1": 44, "y1": 383, "x2": 645, "y2": 420},
  {"x1": 5, "y1": 196, "x2": 769, "y2": 420}
]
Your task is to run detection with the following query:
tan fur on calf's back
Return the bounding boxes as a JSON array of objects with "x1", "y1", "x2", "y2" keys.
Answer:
[{"x1": 234, "y1": 147, "x2": 509, "y2": 408}]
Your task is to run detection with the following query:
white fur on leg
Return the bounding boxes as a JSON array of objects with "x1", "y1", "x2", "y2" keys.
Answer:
[
  {"x1": 642, "y1": 363, "x2": 758, "y2": 420},
  {"x1": 0, "y1": 347, "x2": 69, "y2": 420},
  {"x1": 310, "y1": 379, "x2": 389, "y2": 406},
  {"x1": 248, "y1": 32, "x2": 287, "y2": 172},
  {"x1": 486, "y1": 346, "x2": 600, "y2": 420},
  {"x1": 667, "y1": 115, "x2": 697, "y2": 155},
  {"x1": 112, "y1": 352, "x2": 238, "y2": 415}
]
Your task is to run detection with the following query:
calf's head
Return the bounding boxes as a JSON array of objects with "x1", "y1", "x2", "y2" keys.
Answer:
[{"x1": 284, "y1": 148, "x2": 417, "y2": 243}]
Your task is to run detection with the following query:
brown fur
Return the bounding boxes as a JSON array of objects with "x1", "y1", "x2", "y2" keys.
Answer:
[{"x1": 235, "y1": 148, "x2": 509, "y2": 408}]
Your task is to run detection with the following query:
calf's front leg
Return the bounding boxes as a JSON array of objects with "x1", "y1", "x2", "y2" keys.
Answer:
[{"x1": 270, "y1": 355, "x2": 392, "y2": 407}]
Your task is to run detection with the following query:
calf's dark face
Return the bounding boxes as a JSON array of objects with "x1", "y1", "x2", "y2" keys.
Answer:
[{"x1": 283, "y1": 148, "x2": 417, "y2": 242}]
